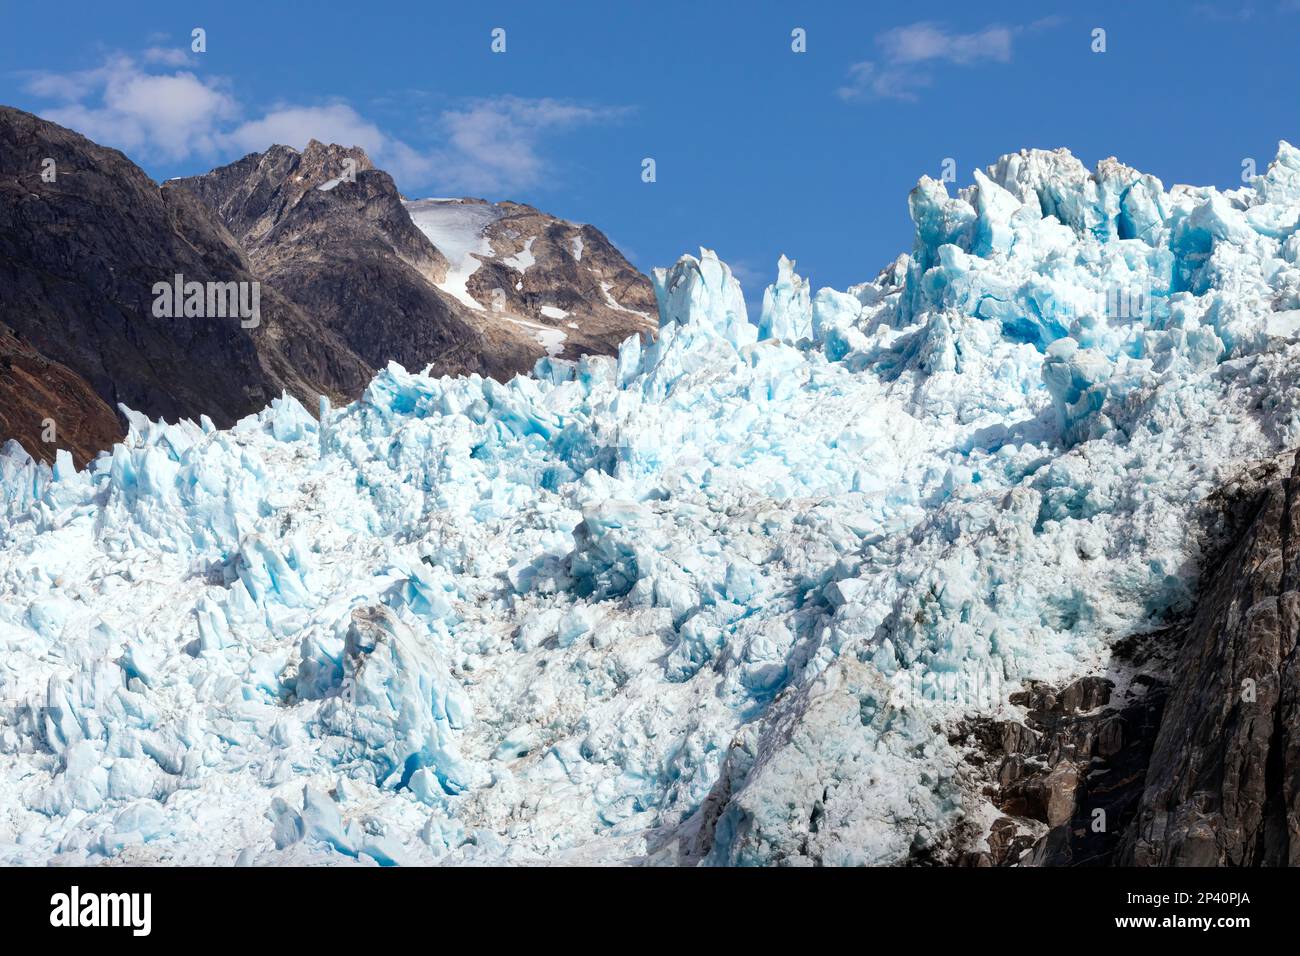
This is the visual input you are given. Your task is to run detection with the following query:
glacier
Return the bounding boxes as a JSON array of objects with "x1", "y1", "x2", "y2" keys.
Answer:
[{"x1": 3, "y1": 143, "x2": 1300, "y2": 865}]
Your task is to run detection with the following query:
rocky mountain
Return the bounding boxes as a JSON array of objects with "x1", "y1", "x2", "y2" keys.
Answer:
[
  {"x1": 171, "y1": 141, "x2": 532, "y2": 381},
  {"x1": 0, "y1": 106, "x2": 373, "y2": 462},
  {"x1": 418, "y1": 196, "x2": 658, "y2": 357},
  {"x1": 175, "y1": 141, "x2": 656, "y2": 374},
  {"x1": 0, "y1": 107, "x2": 656, "y2": 466}
]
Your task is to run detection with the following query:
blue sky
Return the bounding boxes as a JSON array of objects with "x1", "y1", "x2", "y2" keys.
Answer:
[{"x1": 3, "y1": 0, "x2": 1298, "y2": 307}]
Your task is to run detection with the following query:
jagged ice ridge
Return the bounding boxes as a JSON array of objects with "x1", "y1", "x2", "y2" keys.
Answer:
[{"x1": 3, "y1": 143, "x2": 1300, "y2": 864}]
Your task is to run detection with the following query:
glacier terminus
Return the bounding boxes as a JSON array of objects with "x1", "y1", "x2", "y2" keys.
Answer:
[{"x1": 3, "y1": 142, "x2": 1300, "y2": 866}]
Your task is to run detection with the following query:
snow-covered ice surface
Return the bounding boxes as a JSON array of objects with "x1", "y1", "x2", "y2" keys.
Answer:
[
  {"x1": 404, "y1": 199, "x2": 501, "y2": 311},
  {"x1": 5, "y1": 145, "x2": 1300, "y2": 866}
]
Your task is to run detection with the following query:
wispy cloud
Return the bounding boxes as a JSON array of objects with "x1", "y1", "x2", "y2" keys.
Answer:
[
  {"x1": 1191, "y1": 3, "x2": 1255, "y2": 20},
  {"x1": 1204, "y1": 1, "x2": 1300, "y2": 15},
  {"x1": 431, "y1": 97, "x2": 630, "y2": 194},
  {"x1": 20, "y1": 49, "x2": 625, "y2": 195},
  {"x1": 838, "y1": 17, "x2": 1062, "y2": 102},
  {"x1": 838, "y1": 61, "x2": 933, "y2": 102},
  {"x1": 878, "y1": 22, "x2": 1016, "y2": 65},
  {"x1": 141, "y1": 46, "x2": 196, "y2": 67}
]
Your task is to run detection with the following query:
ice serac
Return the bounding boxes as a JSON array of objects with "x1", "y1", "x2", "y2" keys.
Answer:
[
  {"x1": 653, "y1": 247, "x2": 756, "y2": 349},
  {"x1": 757, "y1": 255, "x2": 812, "y2": 342},
  {"x1": 316, "y1": 607, "x2": 477, "y2": 796},
  {"x1": 2, "y1": 142, "x2": 1300, "y2": 866}
]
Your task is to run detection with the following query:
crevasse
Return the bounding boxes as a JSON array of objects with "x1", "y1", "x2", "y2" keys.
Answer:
[{"x1": 2, "y1": 143, "x2": 1300, "y2": 864}]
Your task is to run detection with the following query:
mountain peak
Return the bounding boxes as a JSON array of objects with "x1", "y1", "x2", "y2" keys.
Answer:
[{"x1": 299, "y1": 139, "x2": 374, "y2": 179}]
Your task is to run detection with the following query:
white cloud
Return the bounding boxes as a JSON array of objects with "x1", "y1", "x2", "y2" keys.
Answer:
[
  {"x1": 27, "y1": 55, "x2": 238, "y2": 161},
  {"x1": 222, "y1": 97, "x2": 621, "y2": 194},
  {"x1": 226, "y1": 103, "x2": 388, "y2": 156},
  {"x1": 836, "y1": 61, "x2": 932, "y2": 102},
  {"x1": 839, "y1": 18, "x2": 1062, "y2": 102},
  {"x1": 21, "y1": 54, "x2": 623, "y2": 196}
]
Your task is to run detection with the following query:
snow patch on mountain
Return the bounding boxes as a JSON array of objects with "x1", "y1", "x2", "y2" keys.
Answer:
[
  {"x1": 502, "y1": 237, "x2": 536, "y2": 273},
  {"x1": 600, "y1": 280, "x2": 653, "y2": 320},
  {"x1": 500, "y1": 315, "x2": 567, "y2": 357},
  {"x1": 3, "y1": 143, "x2": 1300, "y2": 866}
]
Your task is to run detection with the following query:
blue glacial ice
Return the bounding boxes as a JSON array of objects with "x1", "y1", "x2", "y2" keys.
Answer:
[{"x1": 3, "y1": 144, "x2": 1300, "y2": 864}]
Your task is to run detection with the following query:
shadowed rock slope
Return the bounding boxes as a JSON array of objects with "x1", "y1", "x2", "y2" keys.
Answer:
[
  {"x1": 0, "y1": 323, "x2": 121, "y2": 468},
  {"x1": 1118, "y1": 451, "x2": 1300, "y2": 866}
]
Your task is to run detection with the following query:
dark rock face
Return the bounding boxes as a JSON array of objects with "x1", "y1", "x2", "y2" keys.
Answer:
[
  {"x1": 1118, "y1": 451, "x2": 1300, "y2": 866},
  {"x1": 954, "y1": 666, "x2": 1172, "y2": 866},
  {"x1": 0, "y1": 106, "x2": 371, "y2": 463}
]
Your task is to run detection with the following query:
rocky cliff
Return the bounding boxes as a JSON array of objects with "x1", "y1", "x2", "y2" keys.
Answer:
[{"x1": 1119, "y1": 451, "x2": 1300, "y2": 866}]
